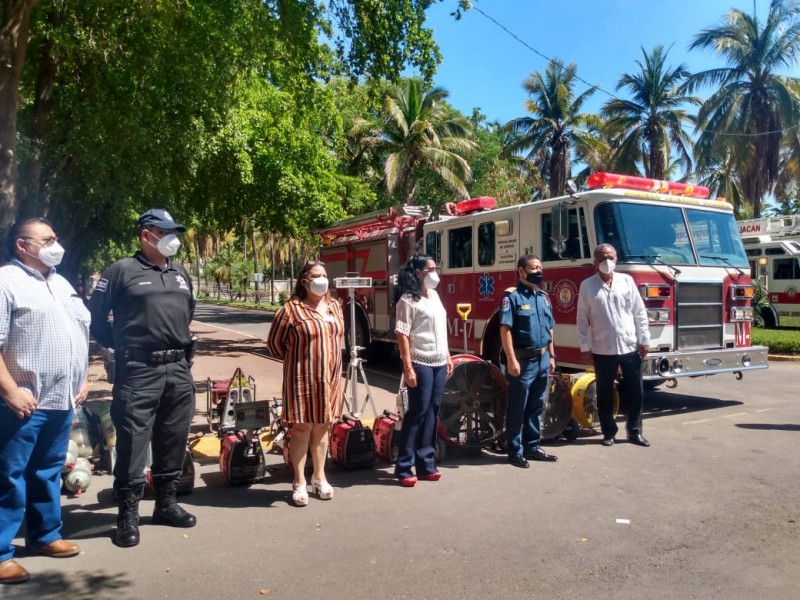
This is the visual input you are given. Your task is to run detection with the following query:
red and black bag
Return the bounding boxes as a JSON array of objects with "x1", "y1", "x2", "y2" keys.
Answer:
[{"x1": 330, "y1": 415, "x2": 376, "y2": 469}]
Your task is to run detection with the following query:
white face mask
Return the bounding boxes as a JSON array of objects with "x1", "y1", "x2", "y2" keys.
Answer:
[
  {"x1": 148, "y1": 231, "x2": 181, "y2": 257},
  {"x1": 27, "y1": 241, "x2": 65, "y2": 267},
  {"x1": 309, "y1": 276, "x2": 329, "y2": 296},
  {"x1": 598, "y1": 259, "x2": 616, "y2": 275},
  {"x1": 424, "y1": 271, "x2": 440, "y2": 290}
]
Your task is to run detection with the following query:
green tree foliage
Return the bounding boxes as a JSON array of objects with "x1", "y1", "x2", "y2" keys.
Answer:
[
  {"x1": 467, "y1": 116, "x2": 535, "y2": 207},
  {"x1": 2, "y1": 0, "x2": 452, "y2": 275},
  {"x1": 686, "y1": 0, "x2": 800, "y2": 217},
  {"x1": 381, "y1": 78, "x2": 476, "y2": 205},
  {"x1": 602, "y1": 46, "x2": 699, "y2": 180},
  {"x1": 328, "y1": 0, "x2": 442, "y2": 82},
  {"x1": 503, "y1": 59, "x2": 602, "y2": 199}
]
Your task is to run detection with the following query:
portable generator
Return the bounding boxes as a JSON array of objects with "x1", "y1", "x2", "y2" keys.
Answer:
[
  {"x1": 373, "y1": 410, "x2": 401, "y2": 463},
  {"x1": 216, "y1": 368, "x2": 271, "y2": 485},
  {"x1": 330, "y1": 415, "x2": 375, "y2": 469}
]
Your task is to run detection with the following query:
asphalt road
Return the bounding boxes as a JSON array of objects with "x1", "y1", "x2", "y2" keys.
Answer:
[{"x1": 7, "y1": 304, "x2": 799, "y2": 600}]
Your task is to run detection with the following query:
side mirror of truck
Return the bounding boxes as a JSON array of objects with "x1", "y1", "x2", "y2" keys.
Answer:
[{"x1": 550, "y1": 203, "x2": 570, "y2": 257}]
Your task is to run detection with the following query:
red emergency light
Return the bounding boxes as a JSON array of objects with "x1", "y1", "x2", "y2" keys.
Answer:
[
  {"x1": 445, "y1": 197, "x2": 497, "y2": 216},
  {"x1": 586, "y1": 172, "x2": 710, "y2": 199}
]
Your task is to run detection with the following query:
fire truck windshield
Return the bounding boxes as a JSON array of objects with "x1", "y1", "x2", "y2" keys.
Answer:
[{"x1": 595, "y1": 202, "x2": 748, "y2": 268}]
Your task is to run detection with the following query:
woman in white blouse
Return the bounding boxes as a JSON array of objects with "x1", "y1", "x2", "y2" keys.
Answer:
[{"x1": 394, "y1": 255, "x2": 453, "y2": 487}]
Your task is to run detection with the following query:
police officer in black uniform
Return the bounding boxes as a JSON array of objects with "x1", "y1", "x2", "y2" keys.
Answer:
[
  {"x1": 500, "y1": 254, "x2": 558, "y2": 469},
  {"x1": 89, "y1": 209, "x2": 197, "y2": 548}
]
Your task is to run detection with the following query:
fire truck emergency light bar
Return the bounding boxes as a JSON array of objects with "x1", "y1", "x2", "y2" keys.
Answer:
[
  {"x1": 334, "y1": 276, "x2": 372, "y2": 288},
  {"x1": 586, "y1": 172, "x2": 711, "y2": 199}
]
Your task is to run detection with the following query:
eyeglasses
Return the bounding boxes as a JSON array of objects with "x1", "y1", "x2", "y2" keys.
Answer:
[
  {"x1": 305, "y1": 260, "x2": 326, "y2": 267},
  {"x1": 23, "y1": 236, "x2": 60, "y2": 247},
  {"x1": 148, "y1": 227, "x2": 176, "y2": 236}
]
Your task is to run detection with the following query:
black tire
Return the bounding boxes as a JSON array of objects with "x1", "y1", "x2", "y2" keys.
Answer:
[
  {"x1": 761, "y1": 307, "x2": 777, "y2": 329},
  {"x1": 644, "y1": 379, "x2": 665, "y2": 390},
  {"x1": 344, "y1": 309, "x2": 376, "y2": 362},
  {"x1": 434, "y1": 437, "x2": 446, "y2": 463},
  {"x1": 563, "y1": 418, "x2": 579, "y2": 441}
]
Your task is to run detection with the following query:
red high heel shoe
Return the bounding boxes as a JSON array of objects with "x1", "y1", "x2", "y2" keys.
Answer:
[
  {"x1": 417, "y1": 471, "x2": 441, "y2": 481},
  {"x1": 398, "y1": 476, "x2": 417, "y2": 487}
]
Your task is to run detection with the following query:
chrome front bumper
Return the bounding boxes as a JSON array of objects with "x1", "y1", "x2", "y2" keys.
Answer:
[{"x1": 642, "y1": 346, "x2": 769, "y2": 380}]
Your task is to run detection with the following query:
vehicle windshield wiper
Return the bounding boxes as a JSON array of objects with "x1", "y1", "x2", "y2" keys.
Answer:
[
  {"x1": 700, "y1": 254, "x2": 745, "y2": 276},
  {"x1": 624, "y1": 254, "x2": 682, "y2": 277}
]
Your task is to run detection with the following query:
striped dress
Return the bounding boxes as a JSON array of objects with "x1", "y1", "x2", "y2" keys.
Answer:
[{"x1": 266, "y1": 297, "x2": 344, "y2": 423}]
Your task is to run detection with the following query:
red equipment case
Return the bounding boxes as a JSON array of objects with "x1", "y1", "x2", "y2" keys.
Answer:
[
  {"x1": 220, "y1": 431, "x2": 268, "y2": 484},
  {"x1": 330, "y1": 415, "x2": 376, "y2": 469},
  {"x1": 373, "y1": 410, "x2": 400, "y2": 463}
]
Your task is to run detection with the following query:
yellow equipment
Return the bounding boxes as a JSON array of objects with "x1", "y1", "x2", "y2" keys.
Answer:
[{"x1": 570, "y1": 371, "x2": 619, "y2": 429}]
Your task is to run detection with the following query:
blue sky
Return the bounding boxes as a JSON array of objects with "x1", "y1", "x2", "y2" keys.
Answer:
[{"x1": 420, "y1": 0, "x2": 783, "y2": 124}]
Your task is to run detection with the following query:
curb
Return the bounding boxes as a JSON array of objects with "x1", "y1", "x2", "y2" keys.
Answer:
[{"x1": 767, "y1": 354, "x2": 800, "y2": 362}]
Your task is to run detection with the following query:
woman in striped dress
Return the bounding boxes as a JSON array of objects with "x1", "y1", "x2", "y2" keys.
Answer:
[{"x1": 267, "y1": 261, "x2": 344, "y2": 506}]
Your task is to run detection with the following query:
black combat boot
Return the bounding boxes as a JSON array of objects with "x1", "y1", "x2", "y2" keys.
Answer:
[
  {"x1": 152, "y1": 481, "x2": 197, "y2": 528},
  {"x1": 114, "y1": 487, "x2": 142, "y2": 548}
]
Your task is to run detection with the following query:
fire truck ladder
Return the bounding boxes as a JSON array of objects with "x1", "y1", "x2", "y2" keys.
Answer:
[{"x1": 320, "y1": 205, "x2": 431, "y2": 241}]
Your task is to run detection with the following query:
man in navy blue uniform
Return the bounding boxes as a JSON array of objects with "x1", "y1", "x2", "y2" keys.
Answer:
[
  {"x1": 500, "y1": 254, "x2": 558, "y2": 469},
  {"x1": 89, "y1": 209, "x2": 197, "y2": 548}
]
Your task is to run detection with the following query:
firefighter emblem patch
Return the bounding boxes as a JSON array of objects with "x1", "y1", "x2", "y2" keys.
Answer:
[{"x1": 553, "y1": 279, "x2": 578, "y2": 313}]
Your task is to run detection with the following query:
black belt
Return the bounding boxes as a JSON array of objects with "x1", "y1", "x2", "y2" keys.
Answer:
[
  {"x1": 121, "y1": 347, "x2": 186, "y2": 364},
  {"x1": 514, "y1": 347, "x2": 546, "y2": 359}
]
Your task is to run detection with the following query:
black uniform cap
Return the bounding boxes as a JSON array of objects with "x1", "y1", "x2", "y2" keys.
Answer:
[{"x1": 137, "y1": 208, "x2": 186, "y2": 232}]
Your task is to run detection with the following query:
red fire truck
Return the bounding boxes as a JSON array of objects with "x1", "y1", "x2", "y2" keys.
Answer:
[
  {"x1": 319, "y1": 172, "x2": 768, "y2": 385},
  {"x1": 739, "y1": 215, "x2": 800, "y2": 327}
]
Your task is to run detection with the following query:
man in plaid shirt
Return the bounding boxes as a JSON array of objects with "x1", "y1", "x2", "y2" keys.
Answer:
[{"x1": 0, "y1": 218, "x2": 90, "y2": 585}]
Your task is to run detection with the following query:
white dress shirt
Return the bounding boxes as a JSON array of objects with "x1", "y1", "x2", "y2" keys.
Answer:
[{"x1": 576, "y1": 272, "x2": 649, "y2": 356}]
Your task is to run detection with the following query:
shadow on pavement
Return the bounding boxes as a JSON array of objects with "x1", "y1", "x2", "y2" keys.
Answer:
[
  {"x1": 735, "y1": 423, "x2": 800, "y2": 432},
  {"x1": 643, "y1": 389, "x2": 743, "y2": 419},
  {"x1": 195, "y1": 338, "x2": 265, "y2": 358},
  {"x1": 0, "y1": 569, "x2": 133, "y2": 600},
  {"x1": 193, "y1": 305, "x2": 274, "y2": 326}
]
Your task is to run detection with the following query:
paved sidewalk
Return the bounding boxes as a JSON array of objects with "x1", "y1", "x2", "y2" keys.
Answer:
[{"x1": 85, "y1": 318, "x2": 399, "y2": 455}]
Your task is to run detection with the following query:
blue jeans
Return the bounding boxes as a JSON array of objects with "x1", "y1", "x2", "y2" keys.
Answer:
[
  {"x1": 395, "y1": 363, "x2": 446, "y2": 479},
  {"x1": 505, "y1": 355, "x2": 548, "y2": 457},
  {"x1": 0, "y1": 404, "x2": 73, "y2": 561}
]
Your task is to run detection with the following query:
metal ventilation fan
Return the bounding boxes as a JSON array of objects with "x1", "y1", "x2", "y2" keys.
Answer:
[
  {"x1": 570, "y1": 372, "x2": 620, "y2": 429},
  {"x1": 438, "y1": 356, "x2": 508, "y2": 448},
  {"x1": 541, "y1": 376, "x2": 573, "y2": 440}
]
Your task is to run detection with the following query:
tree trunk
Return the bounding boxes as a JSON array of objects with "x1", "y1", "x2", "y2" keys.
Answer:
[
  {"x1": 548, "y1": 137, "x2": 570, "y2": 198},
  {"x1": 19, "y1": 5, "x2": 59, "y2": 220},
  {"x1": 0, "y1": 0, "x2": 37, "y2": 260},
  {"x1": 270, "y1": 232, "x2": 276, "y2": 304}
]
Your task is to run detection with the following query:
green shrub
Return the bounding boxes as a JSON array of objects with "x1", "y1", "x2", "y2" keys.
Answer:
[
  {"x1": 278, "y1": 291, "x2": 288, "y2": 305},
  {"x1": 751, "y1": 327, "x2": 800, "y2": 355}
]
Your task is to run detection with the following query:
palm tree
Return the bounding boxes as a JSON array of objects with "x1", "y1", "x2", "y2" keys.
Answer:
[
  {"x1": 381, "y1": 79, "x2": 476, "y2": 205},
  {"x1": 692, "y1": 150, "x2": 748, "y2": 213},
  {"x1": 685, "y1": 0, "x2": 800, "y2": 217},
  {"x1": 602, "y1": 46, "x2": 699, "y2": 180},
  {"x1": 503, "y1": 58, "x2": 602, "y2": 198}
]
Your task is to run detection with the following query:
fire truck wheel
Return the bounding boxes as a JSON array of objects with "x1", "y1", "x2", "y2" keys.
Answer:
[
  {"x1": 345, "y1": 312, "x2": 377, "y2": 362},
  {"x1": 644, "y1": 379, "x2": 665, "y2": 390},
  {"x1": 761, "y1": 307, "x2": 777, "y2": 329}
]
